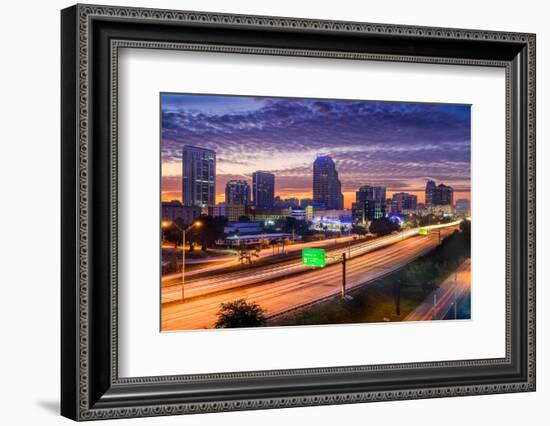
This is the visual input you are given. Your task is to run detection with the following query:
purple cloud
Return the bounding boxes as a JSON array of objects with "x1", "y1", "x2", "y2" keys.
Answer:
[{"x1": 161, "y1": 94, "x2": 471, "y2": 196}]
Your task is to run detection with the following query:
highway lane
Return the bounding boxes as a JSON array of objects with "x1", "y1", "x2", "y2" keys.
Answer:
[
  {"x1": 404, "y1": 258, "x2": 471, "y2": 322},
  {"x1": 161, "y1": 225, "x2": 459, "y2": 330},
  {"x1": 161, "y1": 233, "x2": 358, "y2": 282},
  {"x1": 161, "y1": 221, "x2": 461, "y2": 303}
]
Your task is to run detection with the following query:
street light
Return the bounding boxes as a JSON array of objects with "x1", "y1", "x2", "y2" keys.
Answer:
[{"x1": 162, "y1": 219, "x2": 202, "y2": 301}]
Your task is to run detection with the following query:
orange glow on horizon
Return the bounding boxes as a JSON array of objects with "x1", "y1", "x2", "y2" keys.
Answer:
[
  {"x1": 162, "y1": 189, "x2": 471, "y2": 208},
  {"x1": 161, "y1": 159, "x2": 471, "y2": 208}
]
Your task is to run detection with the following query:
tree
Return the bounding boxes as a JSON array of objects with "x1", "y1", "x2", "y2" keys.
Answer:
[
  {"x1": 406, "y1": 215, "x2": 419, "y2": 228},
  {"x1": 236, "y1": 246, "x2": 259, "y2": 264},
  {"x1": 404, "y1": 259, "x2": 438, "y2": 294},
  {"x1": 459, "y1": 219, "x2": 471, "y2": 243},
  {"x1": 351, "y1": 225, "x2": 368, "y2": 236},
  {"x1": 369, "y1": 218, "x2": 400, "y2": 236},
  {"x1": 276, "y1": 217, "x2": 310, "y2": 236},
  {"x1": 459, "y1": 219, "x2": 471, "y2": 233},
  {"x1": 419, "y1": 214, "x2": 437, "y2": 226},
  {"x1": 187, "y1": 215, "x2": 228, "y2": 252},
  {"x1": 162, "y1": 217, "x2": 188, "y2": 248},
  {"x1": 214, "y1": 299, "x2": 266, "y2": 328}
]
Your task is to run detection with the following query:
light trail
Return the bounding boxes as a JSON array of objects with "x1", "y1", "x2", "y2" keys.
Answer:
[{"x1": 161, "y1": 225, "x2": 459, "y2": 330}]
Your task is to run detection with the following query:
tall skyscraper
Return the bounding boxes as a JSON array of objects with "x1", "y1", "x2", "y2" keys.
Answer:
[
  {"x1": 182, "y1": 145, "x2": 216, "y2": 208},
  {"x1": 391, "y1": 192, "x2": 418, "y2": 213},
  {"x1": 425, "y1": 180, "x2": 437, "y2": 205},
  {"x1": 352, "y1": 185, "x2": 387, "y2": 224},
  {"x1": 425, "y1": 180, "x2": 454, "y2": 206},
  {"x1": 225, "y1": 180, "x2": 250, "y2": 205},
  {"x1": 252, "y1": 171, "x2": 275, "y2": 208},
  {"x1": 313, "y1": 156, "x2": 344, "y2": 210}
]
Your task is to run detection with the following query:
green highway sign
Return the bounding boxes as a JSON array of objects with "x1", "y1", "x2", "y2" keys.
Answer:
[
  {"x1": 418, "y1": 228, "x2": 429, "y2": 236},
  {"x1": 302, "y1": 248, "x2": 326, "y2": 267}
]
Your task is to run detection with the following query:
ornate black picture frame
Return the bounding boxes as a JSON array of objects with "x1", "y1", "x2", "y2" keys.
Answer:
[{"x1": 61, "y1": 4, "x2": 536, "y2": 421}]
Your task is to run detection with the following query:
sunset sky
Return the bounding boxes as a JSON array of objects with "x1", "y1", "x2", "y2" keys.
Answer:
[{"x1": 161, "y1": 93, "x2": 471, "y2": 208}]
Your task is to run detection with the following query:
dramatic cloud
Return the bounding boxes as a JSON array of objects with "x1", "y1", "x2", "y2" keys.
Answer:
[{"x1": 161, "y1": 94, "x2": 471, "y2": 205}]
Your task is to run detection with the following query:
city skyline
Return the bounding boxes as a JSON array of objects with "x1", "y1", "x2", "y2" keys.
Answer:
[{"x1": 161, "y1": 94, "x2": 471, "y2": 208}]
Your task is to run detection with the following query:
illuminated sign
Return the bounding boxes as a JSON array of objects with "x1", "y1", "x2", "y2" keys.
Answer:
[
  {"x1": 305, "y1": 205, "x2": 314, "y2": 221},
  {"x1": 302, "y1": 248, "x2": 326, "y2": 267},
  {"x1": 418, "y1": 228, "x2": 429, "y2": 235}
]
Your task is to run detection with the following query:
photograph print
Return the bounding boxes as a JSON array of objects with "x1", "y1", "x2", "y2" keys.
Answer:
[{"x1": 160, "y1": 93, "x2": 472, "y2": 331}]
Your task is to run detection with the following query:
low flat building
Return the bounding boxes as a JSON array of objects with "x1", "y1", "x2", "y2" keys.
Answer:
[
  {"x1": 224, "y1": 221, "x2": 263, "y2": 235},
  {"x1": 249, "y1": 207, "x2": 292, "y2": 222},
  {"x1": 311, "y1": 208, "x2": 352, "y2": 232},
  {"x1": 225, "y1": 232, "x2": 295, "y2": 247},
  {"x1": 312, "y1": 209, "x2": 349, "y2": 221},
  {"x1": 290, "y1": 207, "x2": 316, "y2": 222},
  {"x1": 210, "y1": 203, "x2": 246, "y2": 222},
  {"x1": 417, "y1": 204, "x2": 454, "y2": 217},
  {"x1": 162, "y1": 201, "x2": 201, "y2": 224}
]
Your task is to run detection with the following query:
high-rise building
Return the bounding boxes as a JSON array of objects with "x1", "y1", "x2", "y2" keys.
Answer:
[
  {"x1": 425, "y1": 180, "x2": 437, "y2": 205},
  {"x1": 373, "y1": 187, "x2": 386, "y2": 203},
  {"x1": 313, "y1": 156, "x2": 344, "y2": 210},
  {"x1": 225, "y1": 180, "x2": 250, "y2": 206},
  {"x1": 364, "y1": 199, "x2": 386, "y2": 220},
  {"x1": 391, "y1": 192, "x2": 418, "y2": 214},
  {"x1": 434, "y1": 184, "x2": 454, "y2": 205},
  {"x1": 355, "y1": 186, "x2": 371, "y2": 204},
  {"x1": 352, "y1": 202, "x2": 366, "y2": 225},
  {"x1": 252, "y1": 171, "x2": 275, "y2": 208},
  {"x1": 182, "y1": 145, "x2": 216, "y2": 208},
  {"x1": 356, "y1": 185, "x2": 386, "y2": 203},
  {"x1": 425, "y1": 180, "x2": 454, "y2": 206},
  {"x1": 455, "y1": 199, "x2": 471, "y2": 217},
  {"x1": 352, "y1": 185, "x2": 387, "y2": 224}
]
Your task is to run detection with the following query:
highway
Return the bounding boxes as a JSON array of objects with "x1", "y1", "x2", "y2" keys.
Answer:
[
  {"x1": 161, "y1": 233, "x2": 357, "y2": 282},
  {"x1": 162, "y1": 221, "x2": 460, "y2": 303},
  {"x1": 162, "y1": 223, "x2": 460, "y2": 330},
  {"x1": 404, "y1": 258, "x2": 471, "y2": 321}
]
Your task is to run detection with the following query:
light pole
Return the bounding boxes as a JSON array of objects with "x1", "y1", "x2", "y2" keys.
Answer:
[
  {"x1": 341, "y1": 252, "x2": 347, "y2": 299},
  {"x1": 162, "y1": 219, "x2": 202, "y2": 301},
  {"x1": 340, "y1": 252, "x2": 354, "y2": 301}
]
